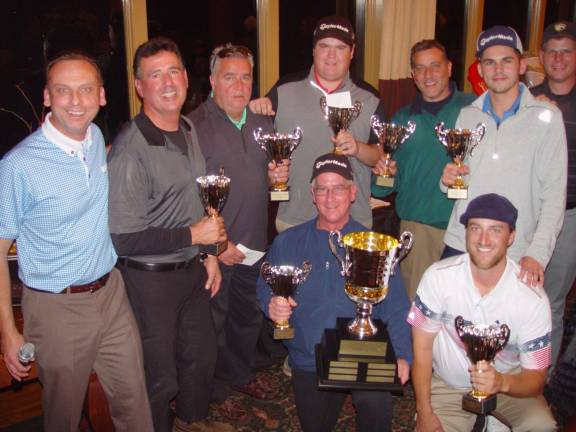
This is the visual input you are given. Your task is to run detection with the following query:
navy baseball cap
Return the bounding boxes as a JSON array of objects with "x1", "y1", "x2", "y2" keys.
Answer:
[
  {"x1": 542, "y1": 21, "x2": 576, "y2": 47},
  {"x1": 460, "y1": 193, "x2": 518, "y2": 230},
  {"x1": 310, "y1": 153, "x2": 353, "y2": 182},
  {"x1": 476, "y1": 26, "x2": 523, "y2": 58}
]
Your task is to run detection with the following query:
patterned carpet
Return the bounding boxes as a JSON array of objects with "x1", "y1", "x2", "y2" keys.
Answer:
[{"x1": 205, "y1": 359, "x2": 416, "y2": 431}]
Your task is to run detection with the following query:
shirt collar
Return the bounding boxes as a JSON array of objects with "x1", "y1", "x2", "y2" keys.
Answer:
[
  {"x1": 410, "y1": 81, "x2": 456, "y2": 115},
  {"x1": 482, "y1": 85, "x2": 523, "y2": 125},
  {"x1": 227, "y1": 107, "x2": 247, "y2": 130},
  {"x1": 42, "y1": 112, "x2": 91, "y2": 155}
]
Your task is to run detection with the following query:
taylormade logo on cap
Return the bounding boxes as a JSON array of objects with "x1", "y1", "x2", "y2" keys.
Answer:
[
  {"x1": 479, "y1": 33, "x2": 514, "y2": 47},
  {"x1": 316, "y1": 159, "x2": 348, "y2": 169},
  {"x1": 319, "y1": 23, "x2": 350, "y2": 34}
]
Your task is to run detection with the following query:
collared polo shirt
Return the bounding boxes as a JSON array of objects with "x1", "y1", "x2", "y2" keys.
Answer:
[
  {"x1": 482, "y1": 85, "x2": 523, "y2": 126},
  {"x1": 0, "y1": 121, "x2": 116, "y2": 292}
]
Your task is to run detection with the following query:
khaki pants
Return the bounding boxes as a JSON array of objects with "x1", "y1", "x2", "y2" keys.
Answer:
[
  {"x1": 399, "y1": 220, "x2": 446, "y2": 300},
  {"x1": 22, "y1": 268, "x2": 153, "y2": 432},
  {"x1": 429, "y1": 374, "x2": 556, "y2": 432}
]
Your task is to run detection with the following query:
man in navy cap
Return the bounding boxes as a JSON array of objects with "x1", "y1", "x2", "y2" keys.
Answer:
[
  {"x1": 441, "y1": 26, "x2": 567, "y2": 290},
  {"x1": 410, "y1": 193, "x2": 556, "y2": 432},
  {"x1": 532, "y1": 21, "x2": 576, "y2": 369}
]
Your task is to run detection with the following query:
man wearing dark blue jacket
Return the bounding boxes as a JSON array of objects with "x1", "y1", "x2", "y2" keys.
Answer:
[{"x1": 256, "y1": 153, "x2": 412, "y2": 432}]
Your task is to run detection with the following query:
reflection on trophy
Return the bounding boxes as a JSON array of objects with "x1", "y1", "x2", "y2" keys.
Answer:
[
  {"x1": 435, "y1": 122, "x2": 485, "y2": 199},
  {"x1": 315, "y1": 231, "x2": 413, "y2": 391},
  {"x1": 455, "y1": 316, "x2": 510, "y2": 415},
  {"x1": 320, "y1": 96, "x2": 362, "y2": 154},
  {"x1": 254, "y1": 127, "x2": 303, "y2": 201},
  {"x1": 329, "y1": 231, "x2": 414, "y2": 338},
  {"x1": 260, "y1": 261, "x2": 311, "y2": 339},
  {"x1": 196, "y1": 170, "x2": 230, "y2": 255},
  {"x1": 370, "y1": 116, "x2": 416, "y2": 187}
]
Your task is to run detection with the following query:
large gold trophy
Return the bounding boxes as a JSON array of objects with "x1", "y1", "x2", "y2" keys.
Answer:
[
  {"x1": 315, "y1": 231, "x2": 413, "y2": 391},
  {"x1": 455, "y1": 316, "x2": 510, "y2": 414}
]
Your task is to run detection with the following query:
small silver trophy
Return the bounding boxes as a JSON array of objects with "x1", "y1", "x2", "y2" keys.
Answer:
[
  {"x1": 329, "y1": 231, "x2": 413, "y2": 338},
  {"x1": 196, "y1": 169, "x2": 230, "y2": 255},
  {"x1": 320, "y1": 96, "x2": 362, "y2": 154},
  {"x1": 435, "y1": 122, "x2": 485, "y2": 199},
  {"x1": 254, "y1": 127, "x2": 303, "y2": 201},
  {"x1": 455, "y1": 316, "x2": 510, "y2": 415},
  {"x1": 370, "y1": 116, "x2": 416, "y2": 187},
  {"x1": 260, "y1": 261, "x2": 311, "y2": 339}
]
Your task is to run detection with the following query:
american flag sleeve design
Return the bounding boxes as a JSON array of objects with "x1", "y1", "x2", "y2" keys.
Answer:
[
  {"x1": 520, "y1": 333, "x2": 552, "y2": 370},
  {"x1": 407, "y1": 295, "x2": 442, "y2": 333}
]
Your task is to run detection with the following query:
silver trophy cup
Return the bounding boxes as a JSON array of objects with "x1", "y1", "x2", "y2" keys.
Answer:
[
  {"x1": 435, "y1": 122, "x2": 485, "y2": 199},
  {"x1": 329, "y1": 231, "x2": 413, "y2": 338},
  {"x1": 261, "y1": 261, "x2": 312, "y2": 339},
  {"x1": 455, "y1": 316, "x2": 510, "y2": 414},
  {"x1": 196, "y1": 172, "x2": 230, "y2": 255},
  {"x1": 370, "y1": 116, "x2": 416, "y2": 187},
  {"x1": 254, "y1": 127, "x2": 303, "y2": 201},
  {"x1": 320, "y1": 96, "x2": 362, "y2": 154}
]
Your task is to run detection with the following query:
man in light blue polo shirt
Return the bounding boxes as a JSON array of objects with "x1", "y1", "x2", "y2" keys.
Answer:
[
  {"x1": 0, "y1": 52, "x2": 152, "y2": 432},
  {"x1": 440, "y1": 26, "x2": 567, "y2": 291}
]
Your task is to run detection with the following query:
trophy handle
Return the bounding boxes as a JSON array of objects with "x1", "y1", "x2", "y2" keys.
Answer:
[
  {"x1": 320, "y1": 96, "x2": 328, "y2": 117},
  {"x1": 455, "y1": 315, "x2": 465, "y2": 338},
  {"x1": 260, "y1": 261, "x2": 273, "y2": 284},
  {"x1": 435, "y1": 122, "x2": 448, "y2": 147},
  {"x1": 403, "y1": 120, "x2": 416, "y2": 141},
  {"x1": 351, "y1": 101, "x2": 362, "y2": 121},
  {"x1": 328, "y1": 230, "x2": 349, "y2": 276},
  {"x1": 289, "y1": 127, "x2": 303, "y2": 154},
  {"x1": 253, "y1": 127, "x2": 263, "y2": 142},
  {"x1": 499, "y1": 323, "x2": 511, "y2": 349},
  {"x1": 299, "y1": 261, "x2": 312, "y2": 282},
  {"x1": 469, "y1": 123, "x2": 486, "y2": 156},
  {"x1": 390, "y1": 231, "x2": 414, "y2": 274}
]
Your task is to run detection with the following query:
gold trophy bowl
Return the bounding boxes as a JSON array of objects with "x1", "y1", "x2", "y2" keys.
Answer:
[
  {"x1": 254, "y1": 127, "x2": 303, "y2": 201},
  {"x1": 435, "y1": 122, "x2": 485, "y2": 199},
  {"x1": 320, "y1": 96, "x2": 362, "y2": 154},
  {"x1": 196, "y1": 171, "x2": 230, "y2": 255},
  {"x1": 260, "y1": 261, "x2": 311, "y2": 339},
  {"x1": 370, "y1": 116, "x2": 416, "y2": 187},
  {"x1": 455, "y1": 315, "x2": 510, "y2": 414}
]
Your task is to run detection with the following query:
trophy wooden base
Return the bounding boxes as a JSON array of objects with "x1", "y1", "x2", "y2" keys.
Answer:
[
  {"x1": 270, "y1": 190, "x2": 290, "y2": 201},
  {"x1": 462, "y1": 392, "x2": 497, "y2": 415},
  {"x1": 315, "y1": 318, "x2": 402, "y2": 392},
  {"x1": 199, "y1": 241, "x2": 228, "y2": 256},
  {"x1": 375, "y1": 176, "x2": 394, "y2": 187},
  {"x1": 447, "y1": 187, "x2": 468, "y2": 200},
  {"x1": 273, "y1": 327, "x2": 294, "y2": 340}
]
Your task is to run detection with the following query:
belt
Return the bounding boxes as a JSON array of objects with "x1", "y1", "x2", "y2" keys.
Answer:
[
  {"x1": 116, "y1": 256, "x2": 199, "y2": 272},
  {"x1": 25, "y1": 272, "x2": 111, "y2": 295}
]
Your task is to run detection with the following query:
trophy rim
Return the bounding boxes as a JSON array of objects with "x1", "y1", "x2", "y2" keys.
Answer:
[{"x1": 341, "y1": 231, "x2": 399, "y2": 252}]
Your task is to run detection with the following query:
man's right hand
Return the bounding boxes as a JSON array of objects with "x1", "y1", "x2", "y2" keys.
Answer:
[
  {"x1": 268, "y1": 295, "x2": 297, "y2": 322},
  {"x1": 372, "y1": 157, "x2": 398, "y2": 177},
  {"x1": 416, "y1": 408, "x2": 444, "y2": 432},
  {"x1": 189, "y1": 216, "x2": 227, "y2": 246},
  {"x1": 441, "y1": 162, "x2": 469, "y2": 187},
  {"x1": 1, "y1": 330, "x2": 30, "y2": 381},
  {"x1": 249, "y1": 97, "x2": 275, "y2": 116}
]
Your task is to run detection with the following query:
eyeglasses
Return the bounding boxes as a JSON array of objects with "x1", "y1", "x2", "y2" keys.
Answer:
[{"x1": 313, "y1": 185, "x2": 350, "y2": 196}]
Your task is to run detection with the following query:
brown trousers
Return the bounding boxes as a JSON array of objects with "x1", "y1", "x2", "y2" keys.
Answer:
[{"x1": 22, "y1": 268, "x2": 153, "y2": 432}]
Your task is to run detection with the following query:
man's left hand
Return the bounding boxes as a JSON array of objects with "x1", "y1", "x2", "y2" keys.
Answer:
[
  {"x1": 469, "y1": 361, "x2": 503, "y2": 395},
  {"x1": 218, "y1": 241, "x2": 246, "y2": 266},
  {"x1": 332, "y1": 130, "x2": 359, "y2": 156},
  {"x1": 396, "y1": 358, "x2": 410, "y2": 385},
  {"x1": 518, "y1": 256, "x2": 544, "y2": 287},
  {"x1": 203, "y1": 255, "x2": 222, "y2": 297}
]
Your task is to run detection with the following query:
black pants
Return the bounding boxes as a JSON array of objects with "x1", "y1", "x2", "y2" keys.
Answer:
[
  {"x1": 211, "y1": 262, "x2": 263, "y2": 400},
  {"x1": 119, "y1": 259, "x2": 217, "y2": 432},
  {"x1": 292, "y1": 369, "x2": 393, "y2": 432}
]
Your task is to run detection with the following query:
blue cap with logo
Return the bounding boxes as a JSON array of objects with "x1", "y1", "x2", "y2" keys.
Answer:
[{"x1": 476, "y1": 25, "x2": 523, "y2": 58}]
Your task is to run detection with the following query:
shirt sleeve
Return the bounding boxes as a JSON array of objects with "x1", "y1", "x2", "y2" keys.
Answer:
[
  {"x1": 517, "y1": 291, "x2": 552, "y2": 370},
  {"x1": 407, "y1": 266, "x2": 444, "y2": 334},
  {"x1": 0, "y1": 157, "x2": 26, "y2": 240}
]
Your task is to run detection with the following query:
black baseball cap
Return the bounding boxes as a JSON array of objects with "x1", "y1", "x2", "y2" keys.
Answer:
[
  {"x1": 313, "y1": 16, "x2": 355, "y2": 47},
  {"x1": 542, "y1": 21, "x2": 576, "y2": 47},
  {"x1": 460, "y1": 193, "x2": 518, "y2": 230},
  {"x1": 310, "y1": 153, "x2": 353, "y2": 182}
]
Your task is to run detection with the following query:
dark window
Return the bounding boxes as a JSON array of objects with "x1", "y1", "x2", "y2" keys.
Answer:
[
  {"x1": 482, "y1": 0, "x2": 529, "y2": 48},
  {"x1": 544, "y1": 0, "x2": 576, "y2": 27},
  {"x1": 436, "y1": 0, "x2": 466, "y2": 89}
]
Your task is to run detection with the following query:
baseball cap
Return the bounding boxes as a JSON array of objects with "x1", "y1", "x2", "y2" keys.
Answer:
[
  {"x1": 542, "y1": 21, "x2": 576, "y2": 46},
  {"x1": 310, "y1": 153, "x2": 353, "y2": 182},
  {"x1": 460, "y1": 193, "x2": 518, "y2": 230},
  {"x1": 313, "y1": 16, "x2": 355, "y2": 47},
  {"x1": 476, "y1": 26, "x2": 523, "y2": 58}
]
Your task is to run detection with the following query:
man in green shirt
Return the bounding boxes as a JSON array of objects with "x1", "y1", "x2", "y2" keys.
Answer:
[{"x1": 372, "y1": 40, "x2": 475, "y2": 299}]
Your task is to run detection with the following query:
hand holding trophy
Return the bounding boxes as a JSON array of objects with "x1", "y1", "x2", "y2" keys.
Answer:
[
  {"x1": 370, "y1": 116, "x2": 416, "y2": 187},
  {"x1": 254, "y1": 127, "x2": 302, "y2": 201},
  {"x1": 435, "y1": 122, "x2": 485, "y2": 199},
  {"x1": 261, "y1": 261, "x2": 311, "y2": 339},
  {"x1": 320, "y1": 96, "x2": 362, "y2": 154},
  {"x1": 455, "y1": 316, "x2": 510, "y2": 415},
  {"x1": 196, "y1": 168, "x2": 230, "y2": 255}
]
